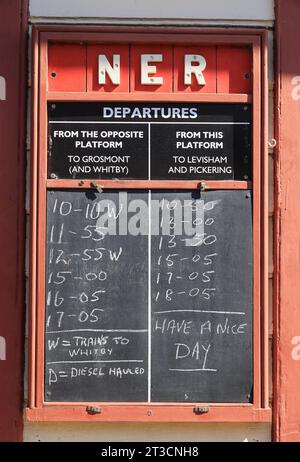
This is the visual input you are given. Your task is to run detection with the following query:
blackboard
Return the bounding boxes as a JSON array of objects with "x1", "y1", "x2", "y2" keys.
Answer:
[
  {"x1": 48, "y1": 102, "x2": 251, "y2": 181},
  {"x1": 45, "y1": 189, "x2": 253, "y2": 403}
]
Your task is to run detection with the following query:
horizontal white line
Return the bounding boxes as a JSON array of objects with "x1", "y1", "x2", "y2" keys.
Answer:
[
  {"x1": 47, "y1": 359, "x2": 144, "y2": 365},
  {"x1": 49, "y1": 121, "x2": 250, "y2": 125},
  {"x1": 169, "y1": 368, "x2": 217, "y2": 372},
  {"x1": 46, "y1": 329, "x2": 148, "y2": 334},
  {"x1": 154, "y1": 310, "x2": 245, "y2": 315},
  {"x1": 29, "y1": 18, "x2": 274, "y2": 29}
]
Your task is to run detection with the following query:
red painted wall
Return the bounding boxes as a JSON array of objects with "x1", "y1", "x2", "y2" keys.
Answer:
[
  {"x1": 274, "y1": 0, "x2": 300, "y2": 442},
  {"x1": 0, "y1": 0, "x2": 27, "y2": 441},
  {"x1": 2, "y1": 0, "x2": 300, "y2": 441}
]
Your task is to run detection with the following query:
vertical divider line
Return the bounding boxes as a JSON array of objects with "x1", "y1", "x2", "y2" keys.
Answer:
[
  {"x1": 147, "y1": 122, "x2": 151, "y2": 402},
  {"x1": 148, "y1": 123, "x2": 151, "y2": 181},
  {"x1": 148, "y1": 189, "x2": 151, "y2": 403}
]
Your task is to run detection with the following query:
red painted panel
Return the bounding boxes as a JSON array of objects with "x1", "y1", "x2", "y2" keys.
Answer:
[
  {"x1": 0, "y1": 0, "x2": 27, "y2": 441},
  {"x1": 274, "y1": 0, "x2": 300, "y2": 442},
  {"x1": 174, "y1": 46, "x2": 216, "y2": 93},
  {"x1": 217, "y1": 46, "x2": 252, "y2": 94},
  {"x1": 48, "y1": 43, "x2": 86, "y2": 92},
  {"x1": 87, "y1": 45, "x2": 129, "y2": 92},
  {"x1": 130, "y1": 45, "x2": 172, "y2": 92}
]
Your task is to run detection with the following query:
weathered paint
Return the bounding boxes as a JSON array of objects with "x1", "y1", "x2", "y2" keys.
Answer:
[
  {"x1": 0, "y1": 0, "x2": 28, "y2": 441},
  {"x1": 24, "y1": 422, "x2": 271, "y2": 442},
  {"x1": 274, "y1": 0, "x2": 300, "y2": 442}
]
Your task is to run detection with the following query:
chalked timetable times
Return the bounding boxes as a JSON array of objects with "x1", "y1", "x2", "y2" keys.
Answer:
[
  {"x1": 47, "y1": 102, "x2": 251, "y2": 181},
  {"x1": 45, "y1": 189, "x2": 253, "y2": 403}
]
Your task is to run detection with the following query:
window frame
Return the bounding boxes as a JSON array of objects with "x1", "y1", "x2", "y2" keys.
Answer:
[{"x1": 26, "y1": 26, "x2": 270, "y2": 423}]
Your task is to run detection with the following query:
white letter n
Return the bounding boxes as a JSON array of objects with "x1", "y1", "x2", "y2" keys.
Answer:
[{"x1": 98, "y1": 55, "x2": 120, "y2": 85}]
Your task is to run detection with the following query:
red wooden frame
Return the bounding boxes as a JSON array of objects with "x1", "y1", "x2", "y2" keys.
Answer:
[
  {"x1": 26, "y1": 26, "x2": 271, "y2": 423},
  {"x1": 0, "y1": 0, "x2": 28, "y2": 441},
  {"x1": 273, "y1": 0, "x2": 300, "y2": 441}
]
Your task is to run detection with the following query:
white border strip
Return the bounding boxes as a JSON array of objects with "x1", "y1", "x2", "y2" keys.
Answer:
[{"x1": 49, "y1": 121, "x2": 250, "y2": 125}]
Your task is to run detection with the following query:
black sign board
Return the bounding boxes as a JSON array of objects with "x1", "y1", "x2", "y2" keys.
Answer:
[
  {"x1": 45, "y1": 189, "x2": 252, "y2": 403},
  {"x1": 48, "y1": 103, "x2": 251, "y2": 181}
]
